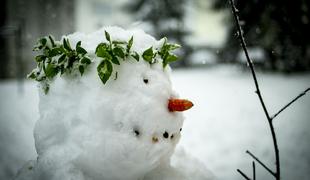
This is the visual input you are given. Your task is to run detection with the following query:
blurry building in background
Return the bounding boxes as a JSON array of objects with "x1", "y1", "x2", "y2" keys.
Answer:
[{"x1": 0, "y1": 0, "x2": 75, "y2": 79}]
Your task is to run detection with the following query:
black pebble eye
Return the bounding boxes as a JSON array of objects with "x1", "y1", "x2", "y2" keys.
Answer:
[
  {"x1": 180, "y1": 128, "x2": 182, "y2": 132},
  {"x1": 163, "y1": 131, "x2": 169, "y2": 138},
  {"x1": 143, "y1": 78, "x2": 149, "y2": 84},
  {"x1": 133, "y1": 128, "x2": 140, "y2": 137}
]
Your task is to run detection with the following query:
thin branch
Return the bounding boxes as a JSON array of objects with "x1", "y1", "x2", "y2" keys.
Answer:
[
  {"x1": 237, "y1": 169, "x2": 251, "y2": 180},
  {"x1": 228, "y1": 0, "x2": 271, "y2": 122},
  {"x1": 271, "y1": 87, "x2": 310, "y2": 120},
  {"x1": 228, "y1": 0, "x2": 280, "y2": 179},
  {"x1": 252, "y1": 161, "x2": 256, "y2": 180},
  {"x1": 246, "y1": 150, "x2": 276, "y2": 177},
  {"x1": 237, "y1": 161, "x2": 256, "y2": 180}
]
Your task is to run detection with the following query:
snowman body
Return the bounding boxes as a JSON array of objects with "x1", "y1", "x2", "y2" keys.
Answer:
[{"x1": 15, "y1": 27, "x2": 214, "y2": 180}]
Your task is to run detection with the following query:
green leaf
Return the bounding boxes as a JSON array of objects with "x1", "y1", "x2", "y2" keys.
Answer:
[
  {"x1": 80, "y1": 57, "x2": 91, "y2": 64},
  {"x1": 166, "y1": 54, "x2": 178, "y2": 62},
  {"x1": 58, "y1": 46, "x2": 66, "y2": 53},
  {"x1": 58, "y1": 54, "x2": 66, "y2": 64},
  {"x1": 163, "y1": 61, "x2": 168, "y2": 68},
  {"x1": 42, "y1": 48, "x2": 50, "y2": 57},
  {"x1": 33, "y1": 37, "x2": 47, "y2": 51},
  {"x1": 79, "y1": 65, "x2": 84, "y2": 75},
  {"x1": 163, "y1": 53, "x2": 178, "y2": 67},
  {"x1": 142, "y1": 47, "x2": 154, "y2": 62},
  {"x1": 113, "y1": 46, "x2": 125, "y2": 59},
  {"x1": 112, "y1": 40, "x2": 126, "y2": 45},
  {"x1": 105, "y1": 31, "x2": 111, "y2": 42},
  {"x1": 97, "y1": 60, "x2": 113, "y2": 84},
  {"x1": 33, "y1": 46, "x2": 40, "y2": 51},
  {"x1": 76, "y1": 46, "x2": 87, "y2": 55},
  {"x1": 48, "y1": 48, "x2": 61, "y2": 57},
  {"x1": 27, "y1": 71, "x2": 37, "y2": 79},
  {"x1": 131, "y1": 51, "x2": 139, "y2": 61},
  {"x1": 165, "y1": 43, "x2": 181, "y2": 51},
  {"x1": 96, "y1": 44, "x2": 112, "y2": 61},
  {"x1": 63, "y1": 38, "x2": 72, "y2": 51},
  {"x1": 40, "y1": 38, "x2": 47, "y2": 47},
  {"x1": 60, "y1": 66, "x2": 65, "y2": 75},
  {"x1": 76, "y1": 41, "x2": 81, "y2": 49},
  {"x1": 45, "y1": 64, "x2": 58, "y2": 78},
  {"x1": 35, "y1": 55, "x2": 46, "y2": 62},
  {"x1": 65, "y1": 56, "x2": 75, "y2": 69},
  {"x1": 158, "y1": 37, "x2": 181, "y2": 68},
  {"x1": 127, "y1": 36, "x2": 133, "y2": 53},
  {"x1": 159, "y1": 38, "x2": 181, "y2": 55},
  {"x1": 95, "y1": 43, "x2": 109, "y2": 52},
  {"x1": 48, "y1": 35, "x2": 56, "y2": 47},
  {"x1": 96, "y1": 47, "x2": 112, "y2": 61},
  {"x1": 111, "y1": 56, "x2": 120, "y2": 65}
]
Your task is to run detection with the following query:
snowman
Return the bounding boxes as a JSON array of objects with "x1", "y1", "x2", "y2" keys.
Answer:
[{"x1": 15, "y1": 27, "x2": 215, "y2": 180}]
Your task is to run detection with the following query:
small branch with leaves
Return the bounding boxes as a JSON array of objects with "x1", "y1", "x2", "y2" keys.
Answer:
[
  {"x1": 28, "y1": 35, "x2": 91, "y2": 94},
  {"x1": 228, "y1": 0, "x2": 310, "y2": 180},
  {"x1": 28, "y1": 31, "x2": 181, "y2": 94}
]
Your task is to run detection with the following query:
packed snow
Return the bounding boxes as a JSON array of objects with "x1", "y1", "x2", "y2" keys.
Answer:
[
  {"x1": 8, "y1": 27, "x2": 215, "y2": 180},
  {"x1": 0, "y1": 66, "x2": 309, "y2": 180}
]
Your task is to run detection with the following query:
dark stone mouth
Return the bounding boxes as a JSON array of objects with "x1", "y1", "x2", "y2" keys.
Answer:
[
  {"x1": 163, "y1": 131, "x2": 169, "y2": 138},
  {"x1": 132, "y1": 127, "x2": 181, "y2": 143}
]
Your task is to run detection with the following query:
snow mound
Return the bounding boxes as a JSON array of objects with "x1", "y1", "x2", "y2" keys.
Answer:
[{"x1": 15, "y1": 26, "x2": 215, "y2": 180}]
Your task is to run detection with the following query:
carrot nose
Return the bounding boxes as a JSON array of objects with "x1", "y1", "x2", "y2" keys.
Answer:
[{"x1": 168, "y1": 99, "x2": 193, "y2": 112}]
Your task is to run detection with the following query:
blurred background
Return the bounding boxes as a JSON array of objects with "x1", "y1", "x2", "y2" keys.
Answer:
[{"x1": 0, "y1": 0, "x2": 309, "y2": 180}]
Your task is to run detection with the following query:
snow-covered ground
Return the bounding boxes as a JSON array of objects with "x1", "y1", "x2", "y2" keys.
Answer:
[{"x1": 0, "y1": 65, "x2": 309, "y2": 180}]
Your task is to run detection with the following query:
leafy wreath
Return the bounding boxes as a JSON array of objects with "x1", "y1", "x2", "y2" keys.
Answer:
[{"x1": 28, "y1": 31, "x2": 181, "y2": 94}]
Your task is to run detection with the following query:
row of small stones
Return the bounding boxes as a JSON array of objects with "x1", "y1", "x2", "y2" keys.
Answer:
[{"x1": 133, "y1": 128, "x2": 182, "y2": 143}]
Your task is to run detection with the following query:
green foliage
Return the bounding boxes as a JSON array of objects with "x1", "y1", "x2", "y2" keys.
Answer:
[
  {"x1": 158, "y1": 37, "x2": 181, "y2": 67},
  {"x1": 131, "y1": 51, "x2": 139, "y2": 61},
  {"x1": 142, "y1": 47, "x2": 154, "y2": 63},
  {"x1": 28, "y1": 35, "x2": 91, "y2": 93},
  {"x1": 28, "y1": 32, "x2": 182, "y2": 94},
  {"x1": 97, "y1": 60, "x2": 113, "y2": 84},
  {"x1": 127, "y1": 36, "x2": 133, "y2": 55},
  {"x1": 105, "y1": 30, "x2": 111, "y2": 42},
  {"x1": 95, "y1": 31, "x2": 141, "y2": 84},
  {"x1": 141, "y1": 38, "x2": 180, "y2": 67}
]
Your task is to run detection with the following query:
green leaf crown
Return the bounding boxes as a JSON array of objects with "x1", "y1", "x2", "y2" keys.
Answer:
[{"x1": 28, "y1": 31, "x2": 181, "y2": 94}]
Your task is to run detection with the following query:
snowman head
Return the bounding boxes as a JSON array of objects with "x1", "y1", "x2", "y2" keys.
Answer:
[{"x1": 31, "y1": 27, "x2": 193, "y2": 179}]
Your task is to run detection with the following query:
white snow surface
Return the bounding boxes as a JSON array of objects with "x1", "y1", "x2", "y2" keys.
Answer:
[{"x1": 9, "y1": 27, "x2": 215, "y2": 180}]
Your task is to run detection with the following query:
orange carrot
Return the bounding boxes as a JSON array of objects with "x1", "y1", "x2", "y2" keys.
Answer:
[{"x1": 168, "y1": 99, "x2": 193, "y2": 112}]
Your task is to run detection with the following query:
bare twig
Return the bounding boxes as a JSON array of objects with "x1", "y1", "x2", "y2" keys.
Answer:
[
  {"x1": 237, "y1": 169, "x2": 251, "y2": 180},
  {"x1": 228, "y1": 0, "x2": 271, "y2": 121},
  {"x1": 236, "y1": 161, "x2": 256, "y2": 180},
  {"x1": 252, "y1": 161, "x2": 256, "y2": 180},
  {"x1": 246, "y1": 150, "x2": 276, "y2": 177},
  {"x1": 228, "y1": 0, "x2": 280, "y2": 179},
  {"x1": 271, "y1": 87, "x2": 310, "y2": 120}
]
